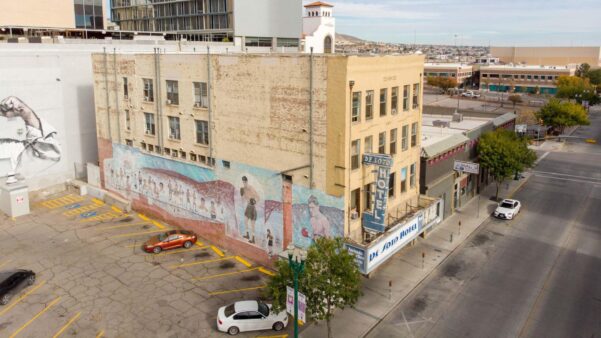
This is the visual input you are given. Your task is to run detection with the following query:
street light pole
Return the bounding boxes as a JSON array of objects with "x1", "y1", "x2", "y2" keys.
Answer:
[{"x1": 287, "y1": 244, "x2": 306, "y2": 338}]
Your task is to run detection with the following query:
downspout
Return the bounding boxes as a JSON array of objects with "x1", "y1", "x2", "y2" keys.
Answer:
[
  {"x1": 309, "y1": 47, "x2": 314, "y2": 188},
  {"x1": 207, "y1": 46, "x2": 214, "y2": 165},
  {"x1": 347, "y1": 80, "x2": 355, "y2": 237},
  {"x1": 154, "y1": 48, "x2": 164, "y2": 151},
  {"x1": 113, "y1": 48, "x2": 121, "y2": 144},
  {"x1": 103, "y1": 47, "x2": 112, "y2": 142}
]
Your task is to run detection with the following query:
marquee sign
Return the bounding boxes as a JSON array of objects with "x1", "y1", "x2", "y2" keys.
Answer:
[{"x1": 362, "y1": 153, "x2": 392, "y2": 233}]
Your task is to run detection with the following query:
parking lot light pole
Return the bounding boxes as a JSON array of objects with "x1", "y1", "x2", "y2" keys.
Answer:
[{"x1": 287, "y1": 244, "x2": 306, "y2": 338}]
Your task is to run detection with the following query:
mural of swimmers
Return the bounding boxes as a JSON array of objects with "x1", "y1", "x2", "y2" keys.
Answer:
[{"x1": 103, "y1": 144, "x2": 344, "y2": 256}]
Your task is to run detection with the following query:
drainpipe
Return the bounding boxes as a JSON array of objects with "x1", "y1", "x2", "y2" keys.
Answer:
[
  {"x1": 347, "y1": 80, "x2": 355, "y2": 237},
  {"x1": 309, "y1": 47, "x2": 314, "y2": 188},
  {"x1": 103, "y1": 47, "x2": 112, "y2": 142},
  {"x1": 207, "y1": 46, "x2": 214, "y2": 165},
  {"x1": 154, "y1": 48, "x2": 164, "y2": 151},
  {"x1": 113, "y1": 48, "x2": 121, "y2": 144}
]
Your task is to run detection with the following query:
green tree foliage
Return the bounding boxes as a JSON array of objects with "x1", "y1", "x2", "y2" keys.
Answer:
[
  {"x1": 508, "y1": 94, "x2": 523, "y2": 107},
  {"x1": 555, "y1": 75, "x2": 599, "y2": 105},
  {"x1": 586, "y1": 69, "x2": 601, "y2": 86},
  {"x1": 536, "y1": 99, "x2": 590, "y2": 134},
  {"x1": 575, "y1": 63, "x2": 591, "y2": 77},
  {"x1": 265, "y1": 237, "x2": 362, "y2": 338},
  {"x1": 478, "y1": 129, "x2": 537, "y2": 201},
  {"x1": 427, "y1": 76, "x2": 457, "y2": 93}
]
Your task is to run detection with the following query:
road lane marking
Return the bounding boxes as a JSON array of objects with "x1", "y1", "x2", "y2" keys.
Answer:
[
  {"x1": 534, "y1": 174, "x2": 601, "y2": 186},
  {"x1": 9, "y1": 296, "x2": 61, "y2": 338},
  {"x1": 81, "y1": 211, "x2": 122, "y2": 222},
  {"x1": 109, "y1": 229, "x2": 167, "y2": 239},
  {"x1": 235, "y1": 256, "x2": 252, "y2": 268},
  {"x1": 41, "y1": 195, "x2": 84, "y2": 209},
  {"x1": 209, "y1": 284, "x2": 266, "y2": 296},
  {"x1": 258, "y1": 267, "x2": 276, "y2": 276},
  {"x1": 170, "y1": 256, "x2": 235, "y2": 269},
  {"x1": 256, "y1": 335, "x2": 288, "y2": 338},
  {"x1": 52, "y1": 312, "x2": 81, "y2": 338},
  {"x1": 0, "y1": 280, "x2": 47, "y2": 317},
  {"x1": 532, "y1": 170, "x2": 601, "y2": 181},
  {"x1": 210, "y1": 245, "x2": 225, "y2": 257},
  {"x1": 192, "y1": 267, "x2": 260, "y2": 281},
  {"x1": 195, "y1": 241, "x2": 205, "y2": 247},
  {"x1": 533, "y1": 151, "x2": 549, "y2": 166},
  {"x1": 96, "y1": 330, "x2": 105, "y2": 338},
  {"x1": 111, "y1": 205, "x2": 124, "y2": 214}
]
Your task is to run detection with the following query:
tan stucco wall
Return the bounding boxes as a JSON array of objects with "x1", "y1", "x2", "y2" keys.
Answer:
[
  {"x1": 0, "y1": 0, "x2": 75, "y2": 28},
  {"x1": 491, "y1": 47, "x2": 601, "y2": 67}
]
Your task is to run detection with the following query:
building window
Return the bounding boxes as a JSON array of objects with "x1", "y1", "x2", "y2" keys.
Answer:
[
  {"x1": 410, "y1": 163, "x2": 416, "y2": 188},
  {"x1": 389, "y1": 172, "x2": 395, "y2": 197},
  {"x1": 164, "y1": 147, "x2": 171, "y2": 156},
  {"x1": 125, "y1": 109, "x2": 131, "y2": 131},
  {"x1": 364, "y1": 183, "x2": 374, "y2": 211},
  {"x1": 365, "y1": 90, "x2": 374, "y2": 120},
  {"x1": 411, "y1": 122, "x2": 418, "y2": 147},
  {"x1": 195, "y1": 120, "x2": 210, "y2": 145},
  {"x1": 351, "y1": 139, "x2": 360, "y2": 170},
  {"x1": 148, "y1": 144, "x2": 154, "y2": 152},
  {"x1": 168, "y1": 116, "x2": 181, "y2": 140},
  {"x1": 144, "y1": 112, "x2": 155, "y2": 135},
  {"x1": 155, "y1": 145, "x2": 161, "y2": 154},
  {"x1": 380, "y1": 88, "x2": 387, "y2": 116},
  {"x1": 223, "y1": 160, "x2": 231, "y2": 168},
  {"x1": 391, "y1": 87, "x2": 399, "y2": 114},
  {"x1": 180, "y1": 151, "x2": 186, "y2": 159},
  {"x1": 350, "y1": 188, "x2": 360, "y2": 214},
  {"x1": 364, "y1": 135, "x2": 373, "y2": 154},
  {"x1": 143, "y1": 78, "x2": 154, "y2": 102},
  {"x1": 390, "y1": 128, "x2": 397, "y2": 156},
  {"x1": 352, "y1": 92, "x2": 361, "y2": 122},
  {"x1": 401, "y1": 167, "x2": 407, "y2": 193},
  {"x1": 166, "y1": 80, "x2": 179, "y2": 105},
  {"x1": 172, "y1": 150, "x2": 178, "y2": 158},
  {"x1": 401, "y1": 124, "x2": 408, "y2": 151},
  {"x1": 190, "y1": 153, "x2": 197, "y2": 161},
  {"x1": 277, "y1": 38, "x2": 299, "y2": 47},
  {"x1": 412, "y1": 83, "x2": 420, "y2": 109},
  {"x1": 125, "y1": 139, "x2": 133, "y2": 146},
  {"x1": 245, "y1": 37, "x2": 272, "y2": 47},
  {"x1": 378, "y1": 132, "x2": 386, "y2": 154},
  {"x1": 193, "y1": 82, "x2": 208, "y2": 108},
  {"x1": 403, "y1": 85, "x2": 410, "y2": 111},
  {"x1": 123, "y1": 77, "x2": 128, "y2": 98}
]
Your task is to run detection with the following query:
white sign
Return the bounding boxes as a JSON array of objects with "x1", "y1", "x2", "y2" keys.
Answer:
[
  {"x1": 286, "y1": 286, "x2": 306, "y2": 323},
  {"x1": 286, "y1": 286, "x2": 294, "y2": 315},
  {"x1": 453, "y1": 160, "x2": 480, "y2": 174},
  {"x1": 365, "y1": 214, "x2": 423, "y2": 273}
]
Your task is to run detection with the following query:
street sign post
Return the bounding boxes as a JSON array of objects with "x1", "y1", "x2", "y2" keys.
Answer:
[{"x1": 286, "y1": 286, "x2": 306, "y2": 324}]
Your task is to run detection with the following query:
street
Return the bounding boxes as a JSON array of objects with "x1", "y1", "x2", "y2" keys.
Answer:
[{"x1": 367, "y1": 108, "x2": 601, "y2": 337}]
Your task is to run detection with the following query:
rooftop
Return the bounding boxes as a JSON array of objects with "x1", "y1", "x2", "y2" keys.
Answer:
[
  {"x1": 425, "y1": 63, "x2": 473, "y2": 69},
  {"x1": 421, "y1": 114, "x2": 490, "y2": 148},
  {"x1": 304, "y1": 1, "x2": 334, "y2": 8},
  {"x1": 480, "y1": 64, "x2": 574, "y2": 70}
]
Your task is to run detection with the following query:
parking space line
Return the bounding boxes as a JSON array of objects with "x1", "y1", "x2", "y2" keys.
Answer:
[
  {"x1": 41, "y1": 195, "x2": 84, "y2": 209},
  {"x1": 151, "y1": 220, "x2": 165, "y2": 229},
  {"x1": 81, "y1": 211, "x2": 122, "y2": 222},
  {"x1": 0, "y1": 280, "x2": 46, "y2": 317},
  {"x1": 155, "y1": 245, "x2": 208, "y2": 256},
  {"x1": 209, "y1": 284, "x2": 266, "y2": 296},
  {"x1": 97, "y1": 221, "x2": 151, "y2": 231},
  {"x1": 210, "y1": 245, "x2": 225, "y2": 257},
  {"x1": 52, "y1": 312, "x2": 81, "y2": 338},
  {"x1": 235, "y1": 256, "x2": 252, "y2": 268},
  {"x1": 258, "y1": 267, "x2": 276, "y2": 277},
  {"x1": 195, "y1": 241, "x2": 205, "y2": 247},
  {"x1": 256, "y1": 335, "x2": 288, "y2": 338},
  {"x1": 138, "y1": 213, "x2": 150, "y2": 221},
  {"x1": 63, "y1": 204, "x2": 103, "y2": 217},
  {"x1": 111, "y1": 205, "x2": 124, "y2": 214},
  {"x1": 109, "y1": 229, "x2": 167, "y2": 239},
  {"x1": 9, "y1": 296, "x2": 61, "y2": 338},
  {"x1": 91, "y1": 198, "x2": 104, "y2": 205},
  {"x1": 193, "y1": 267, "x2": 259, "y2": 281},
  {"x1": 96, "y1": 330, "x2": 104, "y2": 338},
  {"x1": 170, "y1": 256, "x2": 234, "y2": 269}
]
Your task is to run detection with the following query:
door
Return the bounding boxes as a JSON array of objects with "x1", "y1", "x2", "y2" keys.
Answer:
[
  {"x1": 245, "y1": 311, "x2": 268, "y2": 331},
  {"x1": 233, "y1": 312, "x2": 251, "y2": 332},
  {"x1": 165, "y1": 235, "x2": 180, "y2": 249}
]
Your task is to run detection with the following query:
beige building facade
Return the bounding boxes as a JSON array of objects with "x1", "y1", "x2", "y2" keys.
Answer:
[
  {"x1": 425, "y1": 63, "x2": 473, "y2": 86},
  {"x1": 0, "y1": 0, "x2": 76, "y2": 29},
  {"x1": 92, "y1": 52, "x2": 427, "y2": 266},
  {"x1": 480, "y1": 64, "x2": 575, "y2": 94},
  {"x1": 491, "y1": 46, "x2": 601, "y2": 68}
]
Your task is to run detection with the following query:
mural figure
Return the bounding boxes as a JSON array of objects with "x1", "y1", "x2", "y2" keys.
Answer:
[
  {"x1": 266, "y1": 229, "x2": 274, "y2": 258},
  {"x1": 0, "y1": 96, "x2": 61, "y2": 181},
  {"x1": 240, "y1": 176, "x2": 260, "y2": 244},
  {"x1": 308, "y1": 195, "x2": 331, "y2": 240}
]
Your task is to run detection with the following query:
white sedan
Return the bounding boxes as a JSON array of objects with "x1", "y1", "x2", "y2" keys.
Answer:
[
  {"x1": 217, "y1": 300, "x2": 288, "y2": 335},
  {"x1": 494, "y1": 199, "x2": 521, "y2": 220},
  {"x1": 461, "y1": 91, "x2": 481, "y2": 98}
]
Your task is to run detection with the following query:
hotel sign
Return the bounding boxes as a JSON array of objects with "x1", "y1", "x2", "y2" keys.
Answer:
[
  {"x1": 362, "y1": 153, "x2": 392, "y2": 233},
  {"x1": 453, "y1": 160, "x2": 479, "y2": 174}
]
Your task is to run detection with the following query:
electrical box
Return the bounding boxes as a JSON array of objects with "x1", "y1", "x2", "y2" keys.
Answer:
[{"x1": 0, "y1": 181, "x2": 30, "y2": 217}]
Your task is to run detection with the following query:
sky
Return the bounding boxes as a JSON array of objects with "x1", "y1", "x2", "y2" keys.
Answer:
[{"x1": 307, "y1": 0, "x2": 601, "y2": 46}]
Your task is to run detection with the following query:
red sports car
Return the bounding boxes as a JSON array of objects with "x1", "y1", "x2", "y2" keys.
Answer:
[{"x1": 143, "y1": 230, "x2": 197, "y2": 254}]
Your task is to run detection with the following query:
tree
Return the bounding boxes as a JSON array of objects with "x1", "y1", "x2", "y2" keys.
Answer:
[
  {"x1": 478, "y1": 129, "x2": 537, "y2": 201},
  {"x1": 508, "y1": 94, "x2": 523, "y2": 108},
  {"x1": 555, "y1": 75, "x2": 599, "y2": 105},
  {"x1": 585, "y1": 69, "x2": 601, "y2": 86},
  {"x1": 427, "y1": 76, "x2": 457, "y2": 93},
  {"x1": 536, "y1": 98, "x2": 590, "y2": 134},
  {"x1": 575, "y1": 63, "x2": 591, "y2": 78},
  {"x1": 265, "y1": 237, "x2": 362, "y2": 338}
]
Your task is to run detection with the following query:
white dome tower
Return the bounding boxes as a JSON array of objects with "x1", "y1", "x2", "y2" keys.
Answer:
[{"x1": 303, "y1": 2, "x2": 336, "y2": 53}]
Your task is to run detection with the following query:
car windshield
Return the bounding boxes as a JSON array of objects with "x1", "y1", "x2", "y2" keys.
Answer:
[
  {"x1": 501, "y1": 202, "x2": 514, "y2": 208},
  {"x1": 158, "y1": 233, "x2": 168, "y2": 241},
  {"x1": 258, "y1": 302, "x2": 270, "y2": 317},
  {"x1": 224, "y1": 304, "x2": 235, "y2": 318}
]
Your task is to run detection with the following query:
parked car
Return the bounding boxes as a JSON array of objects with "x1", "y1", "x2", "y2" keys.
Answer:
[
  {"x1": 217, "y1": 300, "x2": 288, "y2": 335},
  {"x1": 0, "y1": 270, "x2": 36, "y2": 305},
  {"x1": 143, "y1": 230, "x2": 197, "y2": 254},
  {"x1": 461, "y1": 91, "x2": 481, "y2": 98},
  {"x1": 494, "y1": 199, "x2": 521, "y2": 220}
]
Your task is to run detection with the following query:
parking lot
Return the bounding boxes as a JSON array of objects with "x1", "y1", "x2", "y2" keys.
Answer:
[{"x1": 0, "y1": 192, "x2": 288, "y2": 337}]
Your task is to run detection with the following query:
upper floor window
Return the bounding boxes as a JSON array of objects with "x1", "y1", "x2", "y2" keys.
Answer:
[
  {"x1": 365, "y1": 91, "x2": 374, "y2": 120},
  {"x1": 402, "y1": 124, "x2": 408, "y2": 151},
  {"x1": 144, "y1": 112, "x2": 155, "y2": 135},
  {"x1": 123, "y1": 77, "x2": 129, "y2": 98},
  {"x1": 352, "y1": 92, "x2": 361, "y2": 123},
  {"x1": 378, "y1": 132, "x2": 386, "y2": 154},
  {"x1": 166, "y1": 80, "x2": 179, "y2": 105},
  {"x1": 351, "y1": 139, "x2": 360, "y2": 170},
  {"x1": 380, "y1": 88, "x2": 387, "y2": 116},
  {"x1": 168, "y1": 116, "x2": 181, "y2": 140},
  {"x1": 391, "y1": 87, "x2": 399, "y2": 114},
  {"x1": 143, "y1": 78, "x2": 154, "y2": 102},
  {"x1": 403, "y1": 85, "x2": 410, "y2": 111},
  {"x1": 195, "y1": 120, "x2": 210, "y2": 145},
  {"x1": 193, "y1": 82, "x2": 208, "y2": 108},
  {"x1": 390, "y1": 128, "x2": 397, "y2": 155},
  {"x1": 411, "y1": 122, "x2": 418, "y2": 147},
  {"x1": 412, "y1": 83, "x2": 420, "y2": 109},
  {"x1": 364, "y1": 135, "x2": 373, "y2": 154}
]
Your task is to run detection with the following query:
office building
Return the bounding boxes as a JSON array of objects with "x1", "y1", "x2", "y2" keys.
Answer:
[
  {"x1": 491, "y1": 46, "x2": 601, "y2": 68},
  {"x1": 424, "y1": 63, "x2": 474, "y2": 86},
  {"x1": 479, "y1": 64, "x2": 575, "y2": 94}
]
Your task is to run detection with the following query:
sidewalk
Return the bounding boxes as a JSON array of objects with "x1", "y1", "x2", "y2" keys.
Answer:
[{"x1": 300, "y1": 173, "x2": 531, "y2": 338}]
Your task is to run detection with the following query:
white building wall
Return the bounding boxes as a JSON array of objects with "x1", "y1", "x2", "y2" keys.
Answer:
[
  {"x1": 233, "y1": 0, "x2": 302, "y2": 39},
  {"x1": 303, "y1": 9, "x2": 335, "y2": 53}
]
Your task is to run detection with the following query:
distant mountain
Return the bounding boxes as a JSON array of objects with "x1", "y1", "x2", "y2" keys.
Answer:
[{"x1": 336, "y1": 33, "x2": 367, "y2": 45}]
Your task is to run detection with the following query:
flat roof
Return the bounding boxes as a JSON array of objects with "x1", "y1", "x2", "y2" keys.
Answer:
[
  {"x1": 480, "y1": 64, "x2": 573, "y2": 71},
  {"x1": 421, "y1": 114, "x2": 490, "y2": 149},
  {"x1": 425, "y1": 63, "x2": 472, "y2": 69}
]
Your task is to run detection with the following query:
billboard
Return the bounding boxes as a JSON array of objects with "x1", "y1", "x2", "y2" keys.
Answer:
[{"x1": 362, "y1": 153, "x2": 392, "y2": 233}]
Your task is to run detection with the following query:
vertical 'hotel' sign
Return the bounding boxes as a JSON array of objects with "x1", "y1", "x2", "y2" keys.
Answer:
[{"x1": 362, "y1": 153, "x2": 392, "y2": 232}]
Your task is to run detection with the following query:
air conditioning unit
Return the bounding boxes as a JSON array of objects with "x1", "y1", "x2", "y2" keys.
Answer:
[
  {"x1": 391, "y1": 108, "x2": 397, "y2": 114},
  {"x1": 194, "y1": 102, "x2": 201, "y2": 108},
  {"x1": 166, "y1": 99, "x2": 172, "y2": 105},
  {"x1": 144, "y1": 96, "x2": 149, "y2": 101},
  {"x1": 350, "y1": 210, "x2": 359, "y2": 220},
  {"x1": 145, "y1": 129, "x2": 151, "y2": 134}
]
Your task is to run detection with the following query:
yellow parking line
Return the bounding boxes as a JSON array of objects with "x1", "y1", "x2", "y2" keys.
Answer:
[
  {"x1": 138, "y1": 213, "x2": 150, "y2": 221},
  {"x1": 258, "y1": 267, "x2": 276, "y2": 277},
  {"x1": 193, "y1": 267, "x2": 259, "y2": 281},
  {"x1": 111, "y1": 205, "x2": 124, "y2": 214},
  {"x1": 256, "y1": 335, "x2": 288, "y2": 338},
  {"x1": 235, "y1": 256, "x2": 252, "y2": 268},
  {"x1": 81, "y1": 211, "x2": 122, "y2": 222},
  {"x1": 210, "y1": 245, "x2": 225, "y2": 257},
  {"x1": 195, "y1": 241, "x2": 205, "y2": 247},
  {"x1": 96, "y1": 221, "x2": 151, "y2": 231},
  {"x1": 63, "y1": 204, "x2": 102, "y2": 217},
  {"x1": 170, "y1": 256, "x2": 234, "y2": 269},
  {"x1": 9, "y1": 296, "x2": 61, "y2": 338},
  {"x1": 109, "y1": 229, "x2": 167, "y2": 239},
  {"x1": 209, "y1": 284, "x2": 266, "y2": 296},
  {"x1": 96, "y1": 330, "x2": 105, "y2": 338},
  {"x1": 42, "y1": 195, "x2": 85, "y2": 209},
  {"x1": 0, "y1": 280, "x2": 46, "y2": 317},
  {"x1": 91, "y1": 198, "x2": 104, "y2": 205},
  {"x1": 52, "y1": 312, "x2": 81, "y2": 338},
  {"x1": 152, "y1": 220, "x2": 165, "y2": 229}
]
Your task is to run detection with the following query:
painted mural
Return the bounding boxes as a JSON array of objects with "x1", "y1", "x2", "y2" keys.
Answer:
[
  {"x1": 0, "y1": 96, "x2": 61, "y2": 177},
  {"x1": 103, "y1": 143, "x2": 344, "y2": 255}
]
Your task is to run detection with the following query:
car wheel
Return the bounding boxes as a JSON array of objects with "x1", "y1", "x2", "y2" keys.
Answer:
[
  {"x1": 227, "y1": 326, "x2": 239, "y2": 335},
  {"x1": 27, "y1": 275, "x2": 36, "y2": 285},
  {"x1": 0, "y1": 294, "x2": 10, "y2": 305},
  {"x1": 273, "y1": 321, "x2": 284, "y2": 331},
  {"x1": 183, "y1": 241, "x2": 192, "y2": 249},
  {"x1": 153, "y1": 246, "x2": 162, "y2": 254}
]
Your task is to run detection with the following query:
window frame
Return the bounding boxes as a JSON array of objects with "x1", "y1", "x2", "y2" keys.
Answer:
[
  {"x1": 412, "y1": 83, "x2": 420, "y2": 109},
  {"x1": 195, "y1": 119, "x2": 210, "y2": 145},
  {"x1": 379, "y1": 88, "x2": 387, "y2": 116},
  {"x1": 403, "y1": 85, "x2": 410, "y2": 111},
  {"x1": 378, "y1": 132, "x2": 386, "y2": 154},
  {"x1": 168, "y1": 116, "x2": 181, "y2": 140},
  {"x1": 391, "y1": 86, "x2": 399, "y2": 114},
  {"x1": 411, "y1": 122, "x2": 418, "y2": 147},
  {"x1": 351, "y1": 139, "x2": 360, "y2": 170},
  {"x1": 352, "y1": 91, "x2": 361, "y2": 123},
  {"x1": 365, "y1": 90, "x2": 374, "y2": 120},
  {"x1": 390, "y1": 128, "x2": 397, "y2": 155},
  {"x1": 410, "y1": 163, "x2": 416, "y2": 188},
  {"x1": 143, "y1": 78, "x2": 154, "y2": 102},
  {"x1": 144, "y1": 112, "x2": 155, "y2": 135},
  {"x1": 401, "y1": 124, "x2": 408, "y2": 151},
  {"x1": 166, "y1": 80, "x2": 179, "y2": 105}
]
